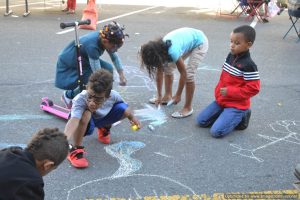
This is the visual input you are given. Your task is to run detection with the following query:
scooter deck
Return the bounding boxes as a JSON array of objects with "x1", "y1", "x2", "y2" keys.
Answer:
[{"x1": 40, "y1": 97, "x2": 69, "y2": 120}]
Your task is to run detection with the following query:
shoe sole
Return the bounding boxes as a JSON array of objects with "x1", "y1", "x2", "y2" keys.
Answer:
[
  {"x1": 61, "y1": 95, "x2": 72, "y2": 109},
  {"x1": 67, "y1": 157, "x2": 88, "y2": 168},
  {"x1": 149, "y1": 98, "x2": 168, "y2": 105},
  {"x1": 171, "y1": 109, "x2": 193, "y2": 118}
]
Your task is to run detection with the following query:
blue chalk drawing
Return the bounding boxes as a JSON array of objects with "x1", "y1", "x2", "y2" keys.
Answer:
[
  {"x1": 134, "y1": 104, "x2": 167, "y2": 127},
  {"x1": 105, "y1": 141, "x2": 145, "y2": 178},
  {"x1": 0, "y1": 114, "x2": 53, "y2": 121},
  {"x1": 0, "y1": 143, "x2": 26, "y2": 149}
]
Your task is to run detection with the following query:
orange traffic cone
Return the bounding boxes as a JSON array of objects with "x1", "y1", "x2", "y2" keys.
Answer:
[{"x1": 79, "y1": 0, "x2": 98, "y2": 30}]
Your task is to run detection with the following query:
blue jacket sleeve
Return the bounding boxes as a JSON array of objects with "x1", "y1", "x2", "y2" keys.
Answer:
[
  {"x1": 108, "y1": 52, "x2": 123, "y2": 71},
  {"x1": 89, "y1": 57, "x2": 102, "y2": 72}
]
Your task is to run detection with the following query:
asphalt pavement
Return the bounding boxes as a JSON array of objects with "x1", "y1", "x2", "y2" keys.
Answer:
[{"x1": 0, "y1": 0, "x2": 300, "y2": 199}]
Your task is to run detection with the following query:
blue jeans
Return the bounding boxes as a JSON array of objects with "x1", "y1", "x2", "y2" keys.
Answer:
[
  {"x1": 85, "y1": 102, "x2": 128, "y2": 136},
  {"x1": 196, "y1": 101, "x2": 247, "y2": 137}
]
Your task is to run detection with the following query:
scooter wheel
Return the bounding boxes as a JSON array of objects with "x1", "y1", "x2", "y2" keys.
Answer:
[
  {"x1": 46, "y1": 99, "x2": 54, "y2": 106},
  {"x1": 41, "y1": 99, "x2": 54, "y2": 107}
]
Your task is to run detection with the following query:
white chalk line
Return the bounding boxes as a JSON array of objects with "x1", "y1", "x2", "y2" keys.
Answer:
[
  {"x1": 231, "y1": 120, "x2": 300, "y2": 162},
  {"x1": 66, "y1": 173, "x2": 196, "y2": 200}
]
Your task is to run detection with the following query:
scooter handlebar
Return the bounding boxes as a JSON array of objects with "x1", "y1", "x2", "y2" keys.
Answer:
[{"x1": 60, "y1": 19, "x2": 91, "y2": 29}]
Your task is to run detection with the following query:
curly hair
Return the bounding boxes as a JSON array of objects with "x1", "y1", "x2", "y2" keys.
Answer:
[
  {"x1": 88, "y1": 69, "x2": 113, "y2": 98},
  {"x1": 26, "y1": 128, "x2": 69, "y2": 166},
  {"x1": 140, "y1": 38, "x2": 170, "y2": 79},
  {"x1": 233, "y1": 25, "x2": 256, "y2": 44}
]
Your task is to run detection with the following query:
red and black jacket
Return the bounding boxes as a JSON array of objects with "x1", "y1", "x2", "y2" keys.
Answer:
[{"x1": 215, "y1": 51, "x2": 260, "y2": 110}]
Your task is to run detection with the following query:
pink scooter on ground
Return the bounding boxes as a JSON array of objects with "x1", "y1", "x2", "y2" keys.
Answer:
[{"x1": 40, "y1": 19, "x2": 91, "y2": 120}]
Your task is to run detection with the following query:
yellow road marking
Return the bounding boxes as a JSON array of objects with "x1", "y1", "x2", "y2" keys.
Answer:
[{"x1": 85, "y1": 189, "x2": 299, "y2": 200}]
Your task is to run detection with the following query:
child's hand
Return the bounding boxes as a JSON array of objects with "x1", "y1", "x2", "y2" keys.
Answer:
[
  {"x1": 130, "y1": 116, "x2": 141, "y2": 130},
  {"x1": 220, "y1": 87, "x2": 227, "y2": 96},
  {"x1": 119, "y1": 74, "x2": 127, "y2": 86}
]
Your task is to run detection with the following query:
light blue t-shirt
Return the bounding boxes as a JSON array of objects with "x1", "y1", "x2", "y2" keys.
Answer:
[
  {"x1": 71, "y1": 90, "x2": 123, "y2": 119},
  {"x1": 163, "y1": 28, "x2": 206, "y2": 62}
]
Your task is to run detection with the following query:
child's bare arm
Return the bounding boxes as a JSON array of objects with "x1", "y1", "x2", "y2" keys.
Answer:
[
  {"x1": 117, "y1": 69, "x2": 127, "y2": 86},
  {"x1": 64, "y1": 118, "x2": 80, "y2": 141},
  {"x1": 124, "y1": 108, "x2": 141, "y2": 128}
]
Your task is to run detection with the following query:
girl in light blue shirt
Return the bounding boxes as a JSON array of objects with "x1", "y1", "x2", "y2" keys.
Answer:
[{"x1": 140, "y1": 27, "x2": 209, "y2": 118}]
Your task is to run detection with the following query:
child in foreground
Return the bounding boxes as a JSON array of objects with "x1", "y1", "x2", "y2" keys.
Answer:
[
  {"x1": 196, "y1": 25, "x2": 260, "y2": 137},
  {"x1": 0, "y1": 128, "x2": 69, "y2": 199},
  {"x1": 64, "y1": 69, "x2": 141, "y2": 168}
]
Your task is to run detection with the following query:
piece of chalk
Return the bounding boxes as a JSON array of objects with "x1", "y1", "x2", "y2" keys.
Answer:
[
  {"x1": 131, "y1": 125, "x2": 139, "y2": 131},
  {"x1": 157, "y1": 104, "x2": 161, "y2": 111},
  {"x1": 167, "y1": 99, "x2": 174, "y2": 106},
  {"x1": 148, "y1": 124, "x2": 155, "y2": 131},
  {"x1": 112, "y1": 120, "x2": 122, "y2": 126}
]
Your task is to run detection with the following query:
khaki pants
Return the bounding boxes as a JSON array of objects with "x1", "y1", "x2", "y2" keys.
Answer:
[{"x1": 164, "y1": 35, "x2": 209, "y2": 82}]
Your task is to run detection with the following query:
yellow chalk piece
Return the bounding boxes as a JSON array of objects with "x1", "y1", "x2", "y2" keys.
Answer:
[{"x1": 131, "y1": 125, "x2": 139, "y2": 131}]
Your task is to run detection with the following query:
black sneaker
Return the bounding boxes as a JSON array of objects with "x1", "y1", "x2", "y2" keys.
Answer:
[{"x1": 235, "y1": 110, "x2": 251, "y2": 130}]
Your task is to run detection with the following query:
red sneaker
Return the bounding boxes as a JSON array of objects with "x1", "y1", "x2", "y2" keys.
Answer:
[
  {"x1": 67, "y1": 147, "x2": 88, "y2": 168},
  {"x1": 98, "y1": 127, "x2": 111, "y2": 144}
]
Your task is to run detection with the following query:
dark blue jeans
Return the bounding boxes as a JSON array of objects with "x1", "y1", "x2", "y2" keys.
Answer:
[
  {"x1": 196, "y1": 101, "x2": 247, "y2": 137},
  {"x1": 85, "y1": 102, "x2": 128, "y2": 136}
]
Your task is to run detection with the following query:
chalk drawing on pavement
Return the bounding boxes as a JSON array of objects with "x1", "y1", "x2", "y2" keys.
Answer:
[
  {"x1": 134, "y1": 104, "x2": 167, "y2": 128},
  {"x1": 118, "y1": 65, "x2": 156, "y2": 92},
  {"x1": 66, "y1": 140, "x2": 196, "y2": 199},
  {"x1": 154, "y1": 152, "x2": 172, "y2": 158},
  {"x1": 66, "y1": 174, "x2": 196, "y2": 200},
  {"x1": 105, "y1": 141, "x2": 145, "y2": 178},
  {"x1": 197, "y1": 65, "x2": 220, "y2": 71},
  {"x1": 230, "y1": 120, "x2": 300, "y2": 162},
  {"x1": 0, "y1": 114, "x2": 53, "y2": 121}
]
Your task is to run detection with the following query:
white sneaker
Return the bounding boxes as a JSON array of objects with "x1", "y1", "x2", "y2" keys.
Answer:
[{"x1": 61, "y1": 91, "x2": 72, "y2": 109}]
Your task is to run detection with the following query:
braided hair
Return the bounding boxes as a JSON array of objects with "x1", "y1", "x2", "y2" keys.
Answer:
[{"x1": 99, "y1": 21, "x2": 128, "y2": 47}]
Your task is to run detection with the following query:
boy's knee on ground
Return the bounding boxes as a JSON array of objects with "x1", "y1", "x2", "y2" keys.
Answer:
[
  {"x1": 196, "y1": 114, "x2": 210, "y2": 127},
  {"x1": 210, "y1": 128, "x2": 224, "y2": 138},
  {"x1": 197, "y1": 121, "x2": 210, "y2": 128},
  {"x1": 210, "y1": 125, "x2": 230, "y2": 138}
]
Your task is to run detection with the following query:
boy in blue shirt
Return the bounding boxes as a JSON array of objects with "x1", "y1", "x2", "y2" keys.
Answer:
[
  {"x1": 140, "y1": 28, "x2": 209, "y2": 118},
  {"x1": 64, "y1": 69, "x2": 141, "y2": 168}
]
